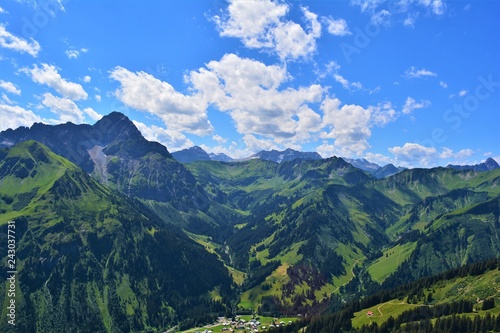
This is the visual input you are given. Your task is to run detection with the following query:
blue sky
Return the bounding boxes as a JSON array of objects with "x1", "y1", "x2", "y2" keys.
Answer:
[{"x1": 0, "y1": 0, "x2": 498, "y2": 167}]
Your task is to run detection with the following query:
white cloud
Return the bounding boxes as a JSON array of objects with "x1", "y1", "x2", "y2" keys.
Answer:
[
  {"x1": 83, "y1": 107, "x2": 102, "y2": 121},
  {"x1": 439, "y1": 81, "x2": 448, "y2": 88},
  {"x1": 214, "y1": 0, "x2": 321, "y2": 60},
  {"x1": 212, "y1": 134, "x2": 227, "y2": 144},
  {"x1": 418, "y1": 0, "x2": 446, "y2": 15},
  {"x1": 110, "y1": 66, "x2": 213, "y2": 136},
  {"x1": 369, "y1": 102, "x2": 397, "y2": 126},
  {"x1": 388, "y1": 143, "x2": 473, "y2": 168},
  {"x1": 320, "y1": 97, "x2": 372, "y2": 156},
  {"x1": 0, "y1": 24, "x2": 40, "y2": 57},
  {"x1": 2, "y1": 93, "x2": 14, "y2": 104},
  {"x1": 0, "y1": 7, "x2": 7, "y2": 14},
  {"x1": 65, "y1": 47, "x2": 88, "y2": 59},
  {"x1": 95, "y1": 95, "x2": 101, "y2": 102},
  {"x1": 389, "y1": 143, "x2": 437, "y2": 168},
  {"x1": 402, "y1": 97, "x2": 431, "y2": 114},
  {"x1": 404, "y1": 66, "x2": 437, "y2": 79},
  {"x1": 83, "y1": 75, "x2": 91, "y2": 83},
  {"x1": 325, "y1": 17, "x2": 351, "y2": 36},
  {"x1": 0, "y1": 80, "x2": 21, "y2": 95},
  {"x1": 22, "y1": 64, "x2": 88, "y2": 100},
  {"x1": 458, "y1": 89, "x2": 468, "y2": 97},
  {"x1": 333, "y1": 73, "x2": 363, "y2": 91},
  {"x1": 439, "y1": 147, "x2": 474, "y2": 160},
  {"x1": 41, "y1": 93, "x2": 85, "y2": 123},
  {"x1": 243, "y1": 133, "x2": 281, "y2": 153},
  {"x1": 403, "y1": 12, "x2": 419, "y2": 27},
  {"x1": 364, "y1": 152, "x2": 393, "y2": 166},
  {"x1": 0, "y1": 104, "x2": 42, "y2": 131},
  {"x1": 315, "y1": 141, "x2": 338, "y2": 158},
  {"x1": 133, "y1": 120, "x2": 194, "y2": 151},
  {"x1": 350, "y1": 0, "x2": 385, "y2": 13},
  {"x1": 352, "y1": 0, "x2": 446, "y2": 16},
  {"x1": 371, "y1": 10, "x2": 391, "y2": 26},
  {"x1": 189, "y1": 53, "x2": 323, "y2": 143}
]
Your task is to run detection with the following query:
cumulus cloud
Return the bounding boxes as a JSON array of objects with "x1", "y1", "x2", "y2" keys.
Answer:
[
  {"x1": 0, "y1": 80, "x2": 21, "y2": 95},
  {"x1": 212, "y1": 134, "x2": 227, "y2": 144},
  {"x1": 110, "y1": 66, "x2": 213, "y2": 136},
  {"x1": 214, "y1": 0, "x2": 321, "y2": 60},
  {"x1": 324, "y1": 17, "x2": 351, "y2": 36},
  {"x1": 0, "y1": 104, "x2": 42, "y2": 131},
  {"x1": 404, "y1": 66, "x2": 437, "y2": 79},
  {"x1": 0, "y1": 24, "x2": 40, "y2": 57},
  {"x1": 41, "y1": 93, "x2": 85, "y2": 123},
  {"x1": 439, "y1": 81, "x2": 448, "y2": 88},
  {"x1": 0, "y1": 7, "x2": 7, "y2": 14},
  {"x1": 320, "y1": 97, "x2": 372, "y2": 156},
  {"x1": 388, "y1": 143, "x2": 474, "y2": 168},
  {"x1": 109, "y1": 53, "x2": 402, "y2": 159},
  {"x1": 189, "y1": 53, "x2": 324, "y2": 144},
  {"x1": 83, "y1": 75, "x2": 91, "y2": 83},
  {"x1": 243, "y1": 133, "x2": 282, "y2": 152},
  {"x1": 22, "y1": 64, "x2": 88, "y2": 100},
  {"x1": 369, "y1": 102, "x2": 397, "y2": 126},
  {"x1": 83, "y1": 107, "x2": 102, "y2": 121},
  {"x1": 402, "y1": 97, "x2": 431, "y2": 114},
  {"x1": 389, "y1": 143, "x2": 438, "y2": 167},
  {"x1": 133, "y1": 120, "x2": 194, "y2": 151},
  {"x1": 364, "y1": 152, "x2": 393, "y2": 166}
]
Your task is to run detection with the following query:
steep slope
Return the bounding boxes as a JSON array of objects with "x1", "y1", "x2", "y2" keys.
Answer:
[
  {"x1": 0, "y1": 141, "x2": 234, "y2": 333},
  {"x1": 363, "y1": 168, "x2": 500, "y2": 286},
  {"x1": 0, "y1": 113, "x2": 240, "y2": 237}
]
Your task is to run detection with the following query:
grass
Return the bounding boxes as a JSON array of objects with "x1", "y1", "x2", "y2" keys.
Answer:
[
  {"x1": 367, "y1": 242, "x2": 417, "y2": 283},
  {"x1": 352, "y1": 300, "x2": 422, "y2": 328},
  {"x1": 185, "y1": 231, "x2": 246, "y2": 286},
  {"x1": 239, "y1": 263, "x2": 290, "y2": 310},
  {"x1": 352, "y1": 268, "x2": 500, "y2": 329}
]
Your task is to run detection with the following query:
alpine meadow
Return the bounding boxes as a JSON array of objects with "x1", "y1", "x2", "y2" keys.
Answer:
[{"x1": 0, "y1": 0, "x2": 499, "y2": 333}]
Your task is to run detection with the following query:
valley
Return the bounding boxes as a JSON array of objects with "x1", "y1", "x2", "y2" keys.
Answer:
[{"x1": 0, "y1": 113, "x2": 499, "y2": 332}]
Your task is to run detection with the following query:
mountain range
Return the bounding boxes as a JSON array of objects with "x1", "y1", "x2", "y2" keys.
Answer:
[{"x1": 1, "y1": 112, "x2": 499, "y2": 332}]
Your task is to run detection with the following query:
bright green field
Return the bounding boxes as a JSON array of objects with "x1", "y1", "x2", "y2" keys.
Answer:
[{"x1": 367, "y1": 242, "x2": 417, "y2": 282}]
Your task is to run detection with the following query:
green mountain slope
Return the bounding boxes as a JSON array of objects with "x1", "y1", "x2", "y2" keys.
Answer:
[
  {"x1": 297, "y1": 258, "x2": 500, "y2": 333},
  {"x1": 0, "y1": 141, "x2": 234, "y2": 333},
  {"x1": 2, "y1": 114, "x2": 500, "y2": 320}
]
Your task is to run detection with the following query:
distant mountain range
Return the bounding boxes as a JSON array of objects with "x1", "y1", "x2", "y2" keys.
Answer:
[
  {"x1": 447, "y1": 157, "x2": 499, "y2": 172},
  {"x1": 172, "y1": 145, "x2": 498, "y2": 179},
  {"x1": 1, "y1": 111, "x2": 500, "y2": 332}
]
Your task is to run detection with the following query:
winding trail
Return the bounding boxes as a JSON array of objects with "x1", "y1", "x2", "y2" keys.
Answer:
[{"x1": 333, "y1": 257, "x2": 364, "y2": 293}]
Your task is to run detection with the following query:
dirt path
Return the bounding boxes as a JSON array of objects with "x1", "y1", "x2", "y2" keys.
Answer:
[{"x1": 333, "y1": 257, "x2": 364, "y2": 293}]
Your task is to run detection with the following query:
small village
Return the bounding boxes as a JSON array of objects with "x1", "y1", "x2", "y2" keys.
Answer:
[{"x1": 186, "y1": 315, "x2": 296, "y2": 333}]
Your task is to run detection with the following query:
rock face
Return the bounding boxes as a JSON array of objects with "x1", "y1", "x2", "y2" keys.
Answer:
[{"x1": 0, "y1": 111, "x2": 203, "y2": 205}]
